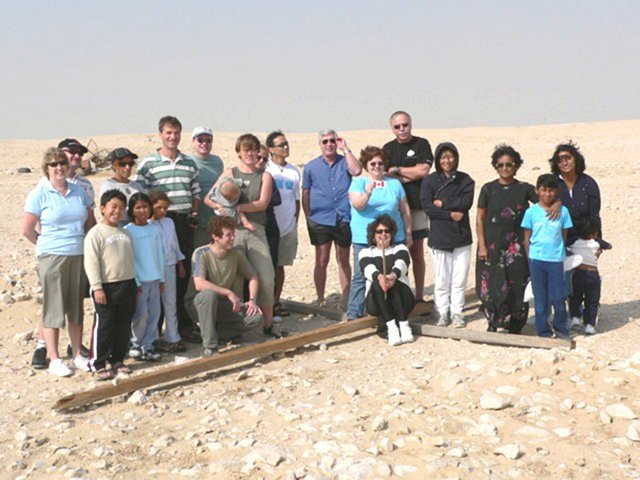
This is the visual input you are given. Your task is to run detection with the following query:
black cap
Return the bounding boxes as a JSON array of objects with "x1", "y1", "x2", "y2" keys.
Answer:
[
  {"x1": 58, "y1": 138, "x2": 88, "y2": 154},
  {"x1": 107, "y1": 147, "x2": 139, "y2": 163}
]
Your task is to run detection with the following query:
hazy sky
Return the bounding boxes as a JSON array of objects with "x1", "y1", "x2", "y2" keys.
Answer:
[{"x1": 1, "y1": 0, "x2": 638, "y2": 140}]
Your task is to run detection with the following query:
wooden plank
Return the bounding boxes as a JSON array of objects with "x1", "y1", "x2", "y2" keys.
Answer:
[
  {"x1": 280, "y1": 299, "x2": 344, "y2": 320},
  {"x1": 53, "y1": 314, "x2": 380, "y2": 412},
  {"x1": 409, "y1": 321, "x2": 575, "y2": 350}
]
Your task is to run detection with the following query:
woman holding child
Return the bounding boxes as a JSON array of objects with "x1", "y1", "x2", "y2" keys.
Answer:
[
  {"x1": 205, "y1": 134, "x2": 283, "y2": 338},
  {"x1": 475, "y1": 145, "x2": 537, "y2": 333},
  {"x1": 21, "y1": 148, "x2": 94, "y2": 377},
  {"x1": 346, "y1": 146, "x2": 412, "y2": 323}
]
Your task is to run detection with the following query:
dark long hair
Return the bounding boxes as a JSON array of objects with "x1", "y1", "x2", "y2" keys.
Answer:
[
  {"x1": 549, "y1": 141, "x2": 586, "y2": 175},
  {"x1": 366, "y1": 214, "x2": 398, "y2": 246}
]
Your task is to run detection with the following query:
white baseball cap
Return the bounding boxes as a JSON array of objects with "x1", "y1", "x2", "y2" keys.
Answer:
[{"x1": 192, "y1": 126, "x2": 213, "y2": 139}]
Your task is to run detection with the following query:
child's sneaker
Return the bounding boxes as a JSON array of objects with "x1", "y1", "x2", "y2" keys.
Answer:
[
  {"x1": 386, "y1": 320, "x2": 402, "y2": 346},
  {"x1": 48, "y1": 358, "x2": 73, "y2": 377},
  {"x1": 398, "y1": 321, "x2": 415, "y2": 343},
  {"x1": 584, "y1": 324, "x2": 596, "y2": 335},
  {"x1": 128, "y1": 347, "x2": 142, "y2": 359},
  {"x1": 141, "y1": 349, "x2": 162, "y2": 362},
  {"x1": 73, "y1": 355, "x2": 90, "y2": 372},
  {"x1": 569, "y1": 317, "x2": 582, "y2": 330}
]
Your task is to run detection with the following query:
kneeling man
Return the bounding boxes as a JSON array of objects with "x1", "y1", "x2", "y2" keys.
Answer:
[{"x1": 185, "y1": 216, "x2": 263, "y2": 356}]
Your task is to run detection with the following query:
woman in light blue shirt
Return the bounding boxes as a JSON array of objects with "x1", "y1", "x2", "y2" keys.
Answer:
[{"x1": 346, "y1": 146, "x2": 412, "y2": 324}]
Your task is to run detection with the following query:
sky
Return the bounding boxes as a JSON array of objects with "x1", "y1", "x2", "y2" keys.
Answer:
[{"x1": 0, "y1": 0, "x2": 638, "y2": 140}]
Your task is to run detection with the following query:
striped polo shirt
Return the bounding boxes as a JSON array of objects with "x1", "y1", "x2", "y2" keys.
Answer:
[{"x1": 134, "y1": 150, "x2": 201, "y2": 213}]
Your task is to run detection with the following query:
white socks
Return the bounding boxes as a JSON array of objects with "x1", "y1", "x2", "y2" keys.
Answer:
[
  {"x1": 399, "y1": 321, "x2": 415, "y2": 343},
  {"x1": 387, "y1": 320, "x2": 414, "y2": 346}
]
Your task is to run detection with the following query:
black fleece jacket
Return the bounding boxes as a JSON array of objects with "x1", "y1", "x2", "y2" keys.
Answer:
[{"x1": 420, "y1": 142, "x2": 475, "y2": 250}]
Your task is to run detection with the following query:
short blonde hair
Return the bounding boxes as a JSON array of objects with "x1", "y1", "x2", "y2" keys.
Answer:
[{"x1": 42, "y1": 147, "x2": 68, "y2": 178}]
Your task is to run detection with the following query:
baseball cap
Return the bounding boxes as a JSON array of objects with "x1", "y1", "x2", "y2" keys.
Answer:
[
  {"x1": 106, "y1": 147, "x2": 139, "y2": 163},
  {"x1": 192, "y1": 126, "x2": 213, "y2": 139},
  {"x1": 58, "y1": 138, "x2": 88, "y2": 154}
]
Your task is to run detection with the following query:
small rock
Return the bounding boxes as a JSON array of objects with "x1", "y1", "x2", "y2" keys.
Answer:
[
  {"x1": 627, "y1": 421, "x2": 640, "y2": 441},
  {"x1": 447, "y1": 447, "x2": 467, "y2": 457},
  {"x1": 371, "y1": 416, "x2": 388, "y2": 431},
  {"x1": 236, "y1": 371, "x2": 249, "y2": 381},
  {"x1": 127, "y1": 390, "x2": 148, "y2": 405},
  {"x1": 605, "y1": 403, "x2": 637, "y2": 419},
  {"x1": 343, "y1": 385, "x2": 359, "y2": 397},
  {"x1": 480, "y1": 392, "x2": 511, "y2": 410},
  {"x1": 0, "y1": 293, "x2": 14, "y2": 304},
  {"x1": 244, "y1": 446, "x2": 286, "y2": 467},
  {"x1": 494, "y1": 444, "x2": 523, "y2": 460},
  {"x1": 515, "y1": 426, "x2": 549, "y2": 438},
  {"x1": 538, "y1": 378, "x2": 553, "y2": 386},
  {"x1": 394, "y1": 464, "x2": 418, "y2": 477},
  {"x1": 553, "y1": 427, "x2": 573, "y2": 438}
]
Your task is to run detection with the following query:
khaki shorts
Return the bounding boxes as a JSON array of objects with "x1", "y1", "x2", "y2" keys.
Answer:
[
  {"x1": 411, "y1": 210, "x2": 430, "y2": 240},
  {"x1": 38, "y1": 254, "x2": 86, "y2": 328},
  {"x1": 277, "y1": 229, "x2": 298, "y2": 266}
]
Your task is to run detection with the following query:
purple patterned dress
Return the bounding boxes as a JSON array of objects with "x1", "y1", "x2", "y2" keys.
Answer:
[{"x1": 476, "y1": 179, "x2": 537, "y2": 332}]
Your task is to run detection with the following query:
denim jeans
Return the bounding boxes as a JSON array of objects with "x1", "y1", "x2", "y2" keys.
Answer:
[
  {"x1": 346, "y1": 243, "x2": 366, "y2": 320},
  {"x1": 131, "y1": 280, "x2": 161, "y2": 351},
  {"x1": 529, "y1": 259, "x2": 568, "y2": 337}
]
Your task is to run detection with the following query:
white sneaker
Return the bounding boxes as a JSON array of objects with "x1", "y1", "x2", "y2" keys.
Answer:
[
  {"x1": 73, "y1": 355, "x2": 90, "y2": 372},
  {"x1": 451, "y1": 314, "x2": 466, "y2": 329},
  {"x1": 584, "y1": 324, "x2": 596, "y2": 335},
  {"x1": 387, "y1": 320, "x2": 402, "y2": 346},
  {"x1": 435, "y1": 313, "x2": 449, "y2": 327},
  {"x1": 48, "y1": 359, "x2": 72, "y2": 377},
  {"x1": 570, "y1": 317, "x2": 582, "y2": 330},
  {"x1": 399, "y1": 321, "x2": 415, "y2": 343}
]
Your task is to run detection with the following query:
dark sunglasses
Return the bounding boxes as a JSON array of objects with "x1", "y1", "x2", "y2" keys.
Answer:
[
  {"x1": 196, "y1": 137, "x2": 212, "y2": 144},
  {"x1": 393, "y1": 122, "x2": 409, "y2": 130},
  {"x1": 47, "y1": 160, "x2": 69, "y2": 168},
  {"x1": 495, "y1": 162, "x2": 515, "y2": 169},
  {"x1": 118, "y1": 161, "x2": 136, "y2": 167},
  {"x1": 368, "y1": 161, "x2": 384, "y2": 167},
  {"x1": 321, "y1": 138, "x2": 337, "y2": 145},
  {"x1": 275, "y1": 142, "x2": 289, "y2": 148},
  {"x1": 375, "y1": 228, "x2": 390, "y2": 234}
]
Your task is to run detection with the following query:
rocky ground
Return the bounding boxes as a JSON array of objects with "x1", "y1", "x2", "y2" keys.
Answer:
[{"x1": 1, "y1": 120, "x2": 639, "y2": 479}]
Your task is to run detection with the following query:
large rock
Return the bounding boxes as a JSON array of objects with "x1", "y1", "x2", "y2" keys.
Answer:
[
  {"x1": 243, "y1": 446, "x2": 287, "y2": 467},
  {"x1": 605, "y1": 403, "x2": 637, "y2": 419},
  {"x1": 480, "y1": 392, "x2": 511, "y2": 410},
  {"x1": 494, "y1": 444, "x2": 523, "y2": 460}
]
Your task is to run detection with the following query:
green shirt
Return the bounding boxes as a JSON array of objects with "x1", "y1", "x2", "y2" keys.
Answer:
[{"x1": 192, "y1": 154, "x2": 224, "y2": 225}]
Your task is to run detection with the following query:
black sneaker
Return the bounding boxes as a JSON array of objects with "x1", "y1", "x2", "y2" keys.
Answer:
[
  {"x1": 218, "y1": 335, "x2": 243, "y2": 347},
  {"x1": 202, "y1": 347, "x2": 219, "y2": 357},
  {"x1": 263, "y1": 325, "x2": 287, "y2": 339},
  {"x1": 67, "y1": 344, "x2": 91, "y2": 358},
  {"x1": 31, "y1": 347, "x2": 47, "y2": 369}
]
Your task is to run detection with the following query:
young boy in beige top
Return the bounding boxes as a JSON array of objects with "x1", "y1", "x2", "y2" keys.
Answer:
[{"x1": 84, "y1": 190, "x2": 138, "y2": 380}]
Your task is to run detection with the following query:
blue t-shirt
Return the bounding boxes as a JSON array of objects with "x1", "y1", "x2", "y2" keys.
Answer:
[
  {"x1": 124, "y1": 222, "x2": 166, "y2": 283},
  {"x1": 302, "y1": 155, "x2": 353, "y2": 226},
  {"x1": 192, "y1": 154, "x2": 224, "y2": 226},
  {"x1": 349, "y1": 176, "x2": 406, "y2": 244},
  {"x1": 521, "y1": 203, "x2": 573, "y2": 262},
  {"x1": 24, "y1": 181, "x2": 90, "y2": 256}
]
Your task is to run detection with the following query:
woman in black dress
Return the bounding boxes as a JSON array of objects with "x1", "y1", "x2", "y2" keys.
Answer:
[{"x1": 476, "y1": 145, "x2": 537, "y2": 333}]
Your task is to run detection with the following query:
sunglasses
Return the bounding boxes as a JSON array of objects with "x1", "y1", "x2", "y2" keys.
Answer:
[
  {"x1": 118, "y1": 161, "x2": 136, "y2": 167},
  {"x1": 274, "y1": 142, "x2": 289, "y2": 148},
  {"x1": 496, "y1": 162, "x2": 515, "y2": 169},
  {"x1": 321, "y1": 138, "x2": 337, "y2": 145},
  {"x1": 375, "y1": 228, "x2": 391, "y2": 234},
  {"x1": 557, "y1": 154, "x2": 573, "y2": 162},
  {"x1": 196, "y1": 137, "x2": 212, "y2": 144},
  {"x1": 47, "y1": 160, "x2": 69, "y2": 168},
  {"x1": 393, "y1": 122, "x2": 409, "y2": 130},
  {"x1": 368, "y1": 161, "x2": 384, "y2": 167}
]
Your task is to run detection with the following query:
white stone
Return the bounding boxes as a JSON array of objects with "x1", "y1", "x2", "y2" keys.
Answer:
[
  {"x1": 605, "y1": 403, "x2": 637, "y2": 419},
  {"x1": 371, "y1": 416, "x2": 388, "y2": 431},
  {"x1": 515, "y1": 426, "x2": 549, "y2": 438},
  {"x1": 599, "y1": 409, "x2": 613, "y2": 424},
  {"x1": 493, "y1": 444, "x2": 523, "y2": 460},
  {"x1": 243, "y1": 446, "x2": 286, "y2": 467},
  {"x1": 627, "y1": 421, "x2": 640, "y2": 441},
  {"x1": 441, "y1": 373, "x2": 464, "y2": 392},
  {"x1": 496, "y1": 385, "x2": 520, "y2": 396},
  {"x1": 447, "y1": 447, "x2": 467, "y2": 458},
  {"x1": 562, "y1": 398, "x2": 574, "y2": 410},
  {"x1": 480, "y1": 392, "x2": 511, "y2": 410},
  {"x1": 343, "y1": 384, "x2": 359, "y2": 397},
  {"x1": 394, "y1": 464, "x2": 418, "y2": 476},
  {"x1": 127, "y1": 390, "x2": 148, "y2": 405},
  {"x1": 538, "y1": 378, "x2": 553, "y2": 386},
  {"x1": 553, "y1": 427, "x2": 573, "y2": 438}
]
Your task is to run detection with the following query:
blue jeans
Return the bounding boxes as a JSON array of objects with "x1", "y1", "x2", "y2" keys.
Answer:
[
  {"x1": 346, "y1": 243, "x2": 366, "y2": 320},
  {"x1": 131, "y1": 280, "x2": 161, "y2": 351},
  {"x1": 529, "y1": 259, "x2": 568, "y2": 337}
]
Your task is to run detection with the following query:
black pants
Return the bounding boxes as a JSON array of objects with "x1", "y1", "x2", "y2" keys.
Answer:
[
  {"x1": 366, "y1": 280, "x2": 415, "y2": 331},
  {"x1": 168, "y1": 211, "x2": 195, "y2": 332},
  {"x1": 89, "y1": 279, "x2": 137, "y2": 371},
  {"x1": 569, "y1": 269, "x2": 601, "y2": 326}
]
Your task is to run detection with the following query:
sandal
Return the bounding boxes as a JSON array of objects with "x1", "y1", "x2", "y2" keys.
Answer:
[
  {"x1": 112, "y1": 362, "x2": 132, "y2": 374},
  {"x1": 155, "y1": 340, "x2": 188, "y2": 353},
  {"x1": 95, "y1": 368, "x2": 114, "y2": 381},
  {"x1": 274, "y1": 303, "x2": 291, "y2": 317}
]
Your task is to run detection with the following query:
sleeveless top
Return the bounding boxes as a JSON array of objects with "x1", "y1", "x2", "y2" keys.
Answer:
[{"x1": 232, "y1": 166, "x2": 266, "y2": 226}]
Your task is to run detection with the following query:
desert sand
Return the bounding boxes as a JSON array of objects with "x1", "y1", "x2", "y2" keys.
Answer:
[{"x1": 1, "y1": 119, "x2": 639, "y2": 479}]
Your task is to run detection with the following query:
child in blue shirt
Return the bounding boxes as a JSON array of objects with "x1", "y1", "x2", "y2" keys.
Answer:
[
  {"x1": 521, "y1": 174, "x2": 573, "y2": 338},
  {"x1": 125, "y1": 192, "x2": 165, "y2": 361}
]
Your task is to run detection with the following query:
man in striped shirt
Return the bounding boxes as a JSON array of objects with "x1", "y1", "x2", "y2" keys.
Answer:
[{"x1": 134, "y1": 116, "x2": 202, "y2": 342}]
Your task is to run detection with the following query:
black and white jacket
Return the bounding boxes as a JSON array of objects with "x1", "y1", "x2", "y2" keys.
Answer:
[{"x1": 358, "y1": 244, "x2": 411, "y2": 296}]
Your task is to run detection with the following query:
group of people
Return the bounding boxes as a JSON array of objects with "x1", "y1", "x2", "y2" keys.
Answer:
[{"x1": 21, "y1": 111, "x2": 608, "y2": 378}]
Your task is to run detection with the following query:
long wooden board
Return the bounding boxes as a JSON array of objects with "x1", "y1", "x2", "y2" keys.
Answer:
[
  {"x1": 409, "y1": 321, "x2": 575, "y2": 350},
  {"x1": 280, "y1": 299, "x2": 344, "y2": 320}
]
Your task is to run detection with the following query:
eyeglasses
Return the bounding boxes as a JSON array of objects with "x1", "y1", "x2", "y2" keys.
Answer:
[
  {"x1": 321, "y1": 138, "x2": 337, "y2": 145},
  {"x1": 118, "y1": 161, "x2": 135, "y2": 167},
  {"x1": 47, "y1": 160, "x2": 69, "y2": 168},
  {"x1": 495, "y1": 162, "x2": 515, "y2": 169},
  {"x1": 274, "y1": 142, "x2": 289, "y2": 148},
  {"x1": 196, "y1": 137, "x2": 212, "y2": 144},
  {"x1": 368, "y1": 161, "x2": 384, "y2": 167},
  {"x1": 393, "y1": 122, "x2": 409, "y2": 130},
  {"x1": 375, "y1": 228, "x2": 391, "y2": 234}
]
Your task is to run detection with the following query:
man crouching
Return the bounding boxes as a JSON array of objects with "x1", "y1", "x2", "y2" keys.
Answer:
[{"x1": 184, "y1": 216, "x2": 263, "y2": 356}]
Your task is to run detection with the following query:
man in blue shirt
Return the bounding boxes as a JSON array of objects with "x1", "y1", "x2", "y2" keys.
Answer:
[{"x1": 302, "y1": 129, "x2": 361, "y2": 308}]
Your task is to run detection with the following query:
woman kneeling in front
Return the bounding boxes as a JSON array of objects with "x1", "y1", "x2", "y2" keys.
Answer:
[{"x1": 359, "y1": 214, "x2": 416, "y2": 345}]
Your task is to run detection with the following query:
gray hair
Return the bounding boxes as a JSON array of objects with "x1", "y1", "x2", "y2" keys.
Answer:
[
  {"x1": 317, "y1": 129, "x2": 338, "y2": 142},
  {"x1": 389, "y1": 110, "x2": 412, "y2": 124}
]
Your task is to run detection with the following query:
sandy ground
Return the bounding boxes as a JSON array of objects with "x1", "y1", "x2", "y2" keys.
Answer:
[{"x1": 1, "y1": 120, "x2": 639, "y2": 479}]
